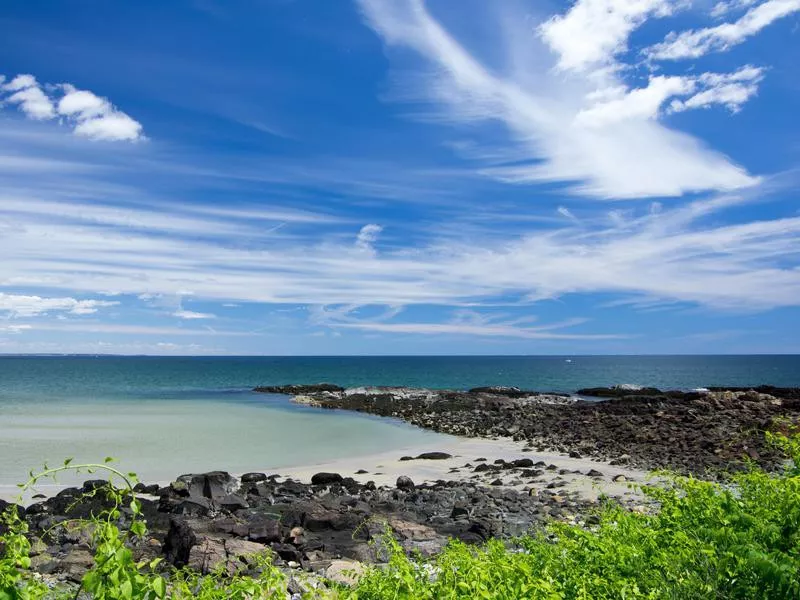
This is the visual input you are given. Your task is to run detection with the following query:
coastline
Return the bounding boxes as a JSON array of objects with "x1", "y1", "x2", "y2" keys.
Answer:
[
  {"x1": 270, "y1": 435, "x2": 647, "y2": 502},
  {"x1": 0, "y1": 433, "x2": 647, "y2": 504},
  {"x1": 5, "y1": 382, "x2": 798, "y2": 592}
]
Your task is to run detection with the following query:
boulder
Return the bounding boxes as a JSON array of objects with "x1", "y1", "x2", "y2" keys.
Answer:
[
  {"x1": 325, "y1": 559, "x2": 366, "y2": 586},
  {"x1": 188, "y1": 538, "x2": 228, "y2": 574},
  {"x1": 174, "y1": 472, "x2": 238, "y2": 502},
  {"x1": 224, "y1": 538, "x2": 265, "y2": 563},
  {"x1": 396, "y1": 476, "x2": 415, "y2": 490},
  {"x1": 247, "y1": 518, "x2": 282, "y2": 543},
  {"x1": 311, "y1": 472, "x2": 343, "y2": 486},
  {"x1": 416, "y1": 452, "x2": 452, "y2": 460},
  {"x1": 241, "y1": 472, "x2": 268, "y2": 483},
  {"x1": 163, "y1": 517, "x2": 197, "y2": 567}
]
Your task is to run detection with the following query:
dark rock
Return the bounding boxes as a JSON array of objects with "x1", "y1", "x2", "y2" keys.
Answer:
[
  {"x1": 163, "y1": 517, "x2": 197, "y2": 567},
  {"x1": 399, "y1": 456, "x2": 414, "y2": 461},
  {"x1": 511, "y1": 458, "x2": 535, "y2": 468},
  {"x1": 253, "y1": 383, "x2": 344, "y2": 395},
  {"x1": 174, "y1": 472, "x2": 238, "y2": 502},
  {"x1": 271, "y1": 543, "x2": 302, "y2": 563},
  {"x1": 355, "y1": 469, "x2": 369, "y2": 474},
  {"x1": 241, "y1": 472, "x2": 268, "y2": 483},
  {"x1": 586, "y1": 469, "x2": 604, "y2": 478},
  {"x1": 247, "y1": 518, "x2": 282, "y2": 543},
  {"x1": 311, "y1": 473, "x2": 343, "y2": 486},
  {"x1": 416, "y1": 452, "x2": 452, "y2": 460},
  {"x1": 219, "y1": 494, "x2": 249, "y2": 511},
  {"x1": 577, "y1": 386, "x2": 664, "y2": 398},
  {"x1": 450, "y1": 505, "x2": 469, "y2": 519},
  {"x1": 396, "y1": 476, "x2": 415, "y2": 490},
  {"x1": 173, "y1": 497, "x2": 213, "y2": 517},
  {"x1": 133, "y1": 483, "x2": 160, "y2": 495},
  {"x1": 81, "y1": 479, "x2": 109, "y2": 493},
  {"x1": 489, "y1": 479, "x2": 503, "y2": 486},
  {"x1": 304, "y1": 511, "x2": 338, "y2": 532},
  {"x1": 469, "y1": 386, "x2": 523, "y2": 395}
]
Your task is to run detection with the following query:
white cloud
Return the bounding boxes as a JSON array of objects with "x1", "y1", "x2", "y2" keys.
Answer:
[
  {"x1": 0, "y1": 76, "x2": 143, "y2": 141},
  {"x1": 711, "y1": 0, "x2": 758, "y2": 18},
  {"x1": 2, "y1": 178, "x2": 798, "y2": 313},
  {"x1": 57, "y1": 84, "x2": 144, "y2": 141},
  {"x1": 335, "y1": 321, "x2": 626, "y2": 339},
  {"x1": 557, "y1": 206, "x2": 577, "y2": 220},
  {"x1": 538, "y1": 0, "x2": 684, "y2": 73},
  {"x1": 647, "y1": 0, "x2": 800, "y2": 60},
  {"x1": 575, "y1": 75, "x2": 695, "y2": 127},
  {"x1": 0, "y1": 293, "x2": 118, "y2": 317},
  {"x1": 0, "y1": 324, "x2": 32, "y2": 334},
  {"x1": 173, "y1": 309, "x2": 217, "y2": 320},
  {"x1": 1, "y1": 75, "x2": 56, "y2": 120},
  {"x1": 357, "y1": 0, "x2": 757, "y2": 198},
  {"x1": 577, "y1": 66, "x2": 764, "y2": 127},
  {"x1": 355, "y1": 224, "x2": 383, "y2": 252},
  {"x1": 2, "y1": 74, "x2": 38, "y2": 92},
  {"x1": 670, "y1": 66, "x2": 764, "y2": 113}
]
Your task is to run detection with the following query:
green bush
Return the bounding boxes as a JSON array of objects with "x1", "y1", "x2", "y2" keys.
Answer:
[{"x1": 2, "y1": 434, "x2": 799, "y2": 599}]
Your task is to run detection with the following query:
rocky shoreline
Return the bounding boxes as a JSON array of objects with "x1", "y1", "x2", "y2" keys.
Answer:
[
  {"x1": 4, "y1": 382, "x2": 799, "y2": 595},
  {"x1": 254, "y1": 383, "x2": 800, "y2": 474},
  {"x1": 4, "y1": 460, "x2": 613, "y2": 594}
]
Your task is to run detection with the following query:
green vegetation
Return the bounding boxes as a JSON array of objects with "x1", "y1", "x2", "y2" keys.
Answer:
[{"x1": 2, "y1": 434, "x2": 799, "y2": 599}]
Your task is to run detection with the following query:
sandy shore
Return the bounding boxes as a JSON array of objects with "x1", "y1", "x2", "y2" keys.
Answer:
[
  {"x1": 267, "y1": 435, "x2": 649, "y2": 503},
  {"x1": 2, "y1": 435, "x2": 650, "y2": 505}
]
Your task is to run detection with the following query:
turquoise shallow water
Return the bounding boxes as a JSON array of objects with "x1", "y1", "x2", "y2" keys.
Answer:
[{"x1": 1, "y1": 355, "x2": 798, "y2": 489}]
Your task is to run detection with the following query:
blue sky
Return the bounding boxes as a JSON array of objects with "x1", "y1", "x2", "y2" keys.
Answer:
[{"x1": 0, "y1": 0, "x2": 799, "y2": 355}]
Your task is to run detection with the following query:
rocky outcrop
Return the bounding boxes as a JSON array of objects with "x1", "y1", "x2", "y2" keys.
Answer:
[
  {"x1": 253, "y1": 384, "x2": 344, "y2": 395},
  {"x1": 255, "y1": 384, "x2": 800, "y2": 475},
  {"x1": 18, "y1": 466, "x2": 597, "y2": 582}
]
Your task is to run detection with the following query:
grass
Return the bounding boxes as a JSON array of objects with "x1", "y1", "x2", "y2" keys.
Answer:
[{"x1": 2, "y1": 433, "x2": 799, "y2": 599}]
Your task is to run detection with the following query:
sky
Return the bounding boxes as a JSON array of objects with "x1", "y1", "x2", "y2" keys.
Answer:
[{"x1": 0, "y1": 0, "x2": 799, "y2": 356}]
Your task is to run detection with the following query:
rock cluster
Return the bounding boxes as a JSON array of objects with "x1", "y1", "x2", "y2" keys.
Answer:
[
  {"x1": 255, "y1": 385, "x2": 800, "y2": 474},
  {"x1": 15, "y1": 468, "x2": 594, "y2": 585}
]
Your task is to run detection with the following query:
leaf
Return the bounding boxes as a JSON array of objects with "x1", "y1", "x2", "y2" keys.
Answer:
[
  {"x1": 153, "y1": 576, "x2": 167, "y2": 599},
  {"x1": 64, "y1": 457, "x2": 74, "y2": 467},
  {"x1": 120, "y1": 579, "x2": 133, "y2": 600},
  {"x1": 104, "y1": 456, "x2": 114, "y2": 463}
]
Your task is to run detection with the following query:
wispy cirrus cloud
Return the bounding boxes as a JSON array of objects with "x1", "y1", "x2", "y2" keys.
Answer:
[
  {"x1": 1, "y1": 171, "x2": 798, "y2": 311},
  {"x1": 318, "y1": 306, "x2": 624, "y2": 340},
  {"x1": 173, "y1": 309, "x2": 216, "y2": 320},
  {"x1": 647, "y1": 0, "x2": 800, "y2": 60},
  {"x1": 356, "y1": 0, "x2": 759, "y2": 199}
]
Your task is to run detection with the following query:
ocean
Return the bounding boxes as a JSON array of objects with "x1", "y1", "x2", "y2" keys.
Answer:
[{"x1": 2, "y1": 355, "x2": 798, "y2": 491}]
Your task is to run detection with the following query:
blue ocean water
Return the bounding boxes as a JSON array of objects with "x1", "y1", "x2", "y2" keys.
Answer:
[
  {"x1": 1, "y1": 355, "x2": 797, "y2": 491},
  {"x1": 1, "y1": 355, "x2": 798, "y2": 400}
]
